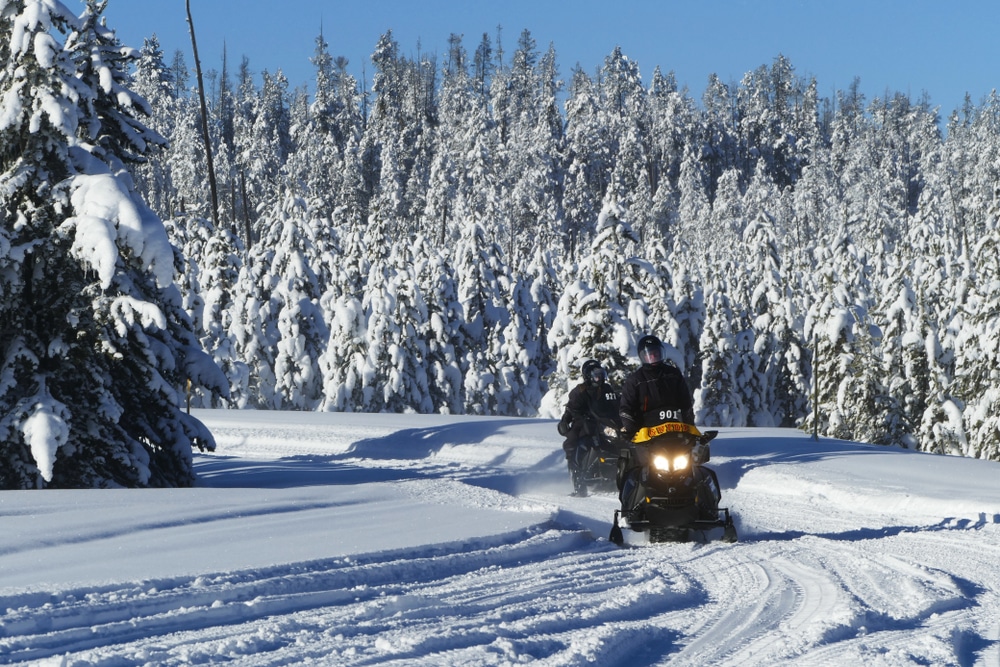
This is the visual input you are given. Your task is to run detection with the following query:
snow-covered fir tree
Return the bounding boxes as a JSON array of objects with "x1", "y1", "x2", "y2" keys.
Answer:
[
  {"x1": 454, "y1": 219, "x2": 508, "y2": 415},
  {"x1": 541, "y1": 200, "x2": 645, "y2": 415},
  {"x1": 694, "y1": 268, "x2": 752, "y2": 427},
  {"x1": 0, "y1": 0, "x2": 225, "y2": 488}
]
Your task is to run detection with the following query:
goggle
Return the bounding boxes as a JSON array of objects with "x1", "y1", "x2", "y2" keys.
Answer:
[{"x1": 588, "y1": 367, "x2": 607, "y2": 382}]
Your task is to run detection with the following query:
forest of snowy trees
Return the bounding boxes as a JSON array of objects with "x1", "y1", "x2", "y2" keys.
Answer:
[
  {"x1": 131, "y1": 26, "x2": 1000, "y2": 462},
  {"x1": 3, "y1": 1, "x2": 1000, "y2": 491}
]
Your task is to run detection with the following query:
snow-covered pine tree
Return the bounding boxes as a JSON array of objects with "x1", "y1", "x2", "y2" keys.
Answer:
[
  {"x1": 126, "y1": 34, "x2": 174, "y2": 217},
  {"x1": 524, "y1": 245, "x2": 559, "y2": 389},
  {"x1": 412, "y1": 235, "x2": 463, "y2": 414},
  {"x1": 676, "y1": 145, "x2": 711, "y2": 255},
  {"x1": 495, "y1": 271, "x2": 543, "y2": 416},
  {"x1": 285, "y1": 32, "x2": 341, "y2": 220},
  {"x1": 317, "y1": 210, "x2": 371, "y2": 412},
  {"x1": 235, "y1": 67, "x2": 291, "y2": 239},
  {"x1": 378, "y1": 240, "x2": 433, "y2": 413},
  {"x1": 908, "y1": 202, "x2": 966, "y2": 455},
  {"x1": 954, "y1": 223, "x2": 1000, "y2": 459},
  {"x1": 318, "y1": 292, "x2": 370, "y2": 412},
  {"x1": 668, "y1": 261, "x2": 705, "y2": 390},
  {"x1": 165, "y1": 80, "x2": 208, "y2": 218},
  {"x1": 228, "y1": 226, "x2": 279, "y2": 409},
  {"x1": 876, "y1": 263, "x2": 927, "y2": 448},
  {"x1": 195, "y1": 220, "x2": 247, "y2": 407},
  {"x1": 562, "y1": 67, "x2": 607, "y2": 257},
  {"x1": 741, "y1": 212, "x2": 807, "y2": 426},
  {"x1": 694, "y1": 268, "x2": 751, "y2": 427},
  {"x1": 838, "y1": 304, "x2": 908, "y2": 446},
  {"x1": 540, "y1": 199, "x2": 642, "y2": 415},
  {"x1": 803, "y1": 227, "x2": 903, "y2": 445},
  {"x1": 0, "y1": 0, "x2": 225, "y2": 488},
  {"x1": 454, "y1": 219, "x2": 508, "y2": 415},
  {"x1": 262, "y1": 194, "x2": 328, "y2": 410},
  {"x1": 645, "y1": 66, "x2": 690, "y2": 248},
  {"x1": 358, "y1": 252, "x2": 396, "y2": 413}
]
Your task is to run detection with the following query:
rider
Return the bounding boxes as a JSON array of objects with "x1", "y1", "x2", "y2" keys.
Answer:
[
  {"x1": 619, "y1": 334, "x2": 695, "y2": 441},
  {"x1": 616, "y1": 334, "x2": 696, "y2": 507},
  {"x1": 558, "y1": 359, "x2": 620, "y2": 495}
]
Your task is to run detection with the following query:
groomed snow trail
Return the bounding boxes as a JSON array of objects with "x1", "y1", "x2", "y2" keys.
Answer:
[{"x1": 1, "y1": 412, "x2": 998, "y2": 666}]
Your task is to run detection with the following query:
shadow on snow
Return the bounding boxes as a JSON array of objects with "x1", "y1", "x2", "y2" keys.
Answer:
[{"x1": 194, "y1": 419, "x2": 561, "y2": 490}]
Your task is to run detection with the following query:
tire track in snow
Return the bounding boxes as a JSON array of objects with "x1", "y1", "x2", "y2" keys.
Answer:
[
  {"x1": 4, "y1": 415, "x2": 1000, "y2": 666},
  {"x1": 0, "y1": 522, "x2": 709, "y2": 666},
  {"x1": 0, "y1": 524, "x2": 589, "y2": 664},
  {"x1": 661, "y1": 545, "x2": 802, "y2": 666}
]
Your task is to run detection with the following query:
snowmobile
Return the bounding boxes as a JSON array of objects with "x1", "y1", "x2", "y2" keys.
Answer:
[
  {"x1": 609, "y1": 423, "x2": 737, "y2": 545},
  {"x1": 570, "y1": 414, "x2": 626, "y2": 496}
]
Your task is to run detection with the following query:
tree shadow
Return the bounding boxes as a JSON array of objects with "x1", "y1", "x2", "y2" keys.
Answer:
[{"x1": 194, "y1": 418, "x2": 558, "y2": 490}]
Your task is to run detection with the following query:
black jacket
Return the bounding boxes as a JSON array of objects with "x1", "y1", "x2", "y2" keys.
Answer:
[
  {"x1": 619, "y1": 362, "x2": 694, "y2": 437},
  {"x1": 559, "y1": 381, "x2": 620, "y2": 444}
]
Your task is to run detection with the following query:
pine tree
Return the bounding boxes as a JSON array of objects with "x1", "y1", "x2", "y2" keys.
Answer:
[
  {"x1": 127, "y1": 34, "x2": 175, "y2": 216},
  {"x1": 229, "y1": 232, "x2": 279, "y2": 409},
  {"x1": 67, "y1": 0, "x2": 167, "y2": 172},
  {"x1": 694, "y1": 272, "x2": 749, "y2": 427},
  {"x1": 954, "y1": 224, "x2": 1000, "y2": 458},
  {"x1": 741, "y1": 212, "x2": 806, "y2": 426},
  {"x1": 454, "y1": 220, "x2": 508, "y2": 415},
  {"x1": 260, "y1": 193, "x2": 328, "y2": 410},
  {"x1": 562, "y1": 67, "x2": 608, "y2": 256},
  {"x1": 378, "y1": 240, "x2": 433, "y2": 413},
  {"x1": 541, "y1": 200, "x2": 644, "y2": 414},
  {"x1": 669, "y1": 262, "x2": 705, "y2": 390},
  {"x1": 495, "y1": 271, "x2": 543, "y2": 416},
  {"x1": 876, "y1": 263, "x2": 926, "y2": 448},
  {"x1": 412, "y1": 235, "x2": 463, "y2": 414},
  {"x1": 195, "y1": 220, "x2": 247, "y2": 407},
  {"x1": 318, "y1": 293, "x2": 370, "y2": 411},
  {"x1": 0, "y1": 0, "x2": 225, "y2": 488}
]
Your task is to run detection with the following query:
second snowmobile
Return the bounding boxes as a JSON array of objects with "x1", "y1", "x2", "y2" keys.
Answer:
[{"x1": 570, "y1": 414, "x2": 626, "y2": 495}]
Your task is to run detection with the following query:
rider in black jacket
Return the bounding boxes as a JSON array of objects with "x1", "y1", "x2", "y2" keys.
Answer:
[
  {"x1": 558, "y1": 359, "x2": 620, "y2": 494},
  {"x1": 619, "y1": 334, "x2": 694, "y2": 440}
]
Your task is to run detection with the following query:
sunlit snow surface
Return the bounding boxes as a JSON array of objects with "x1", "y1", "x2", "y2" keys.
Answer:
[{"x1": 1, "y1": 410, "x2": 999, "y2": 665}]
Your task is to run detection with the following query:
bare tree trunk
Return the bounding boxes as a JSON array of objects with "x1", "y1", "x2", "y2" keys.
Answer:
[
  {"x1": 239, "y1": 169, "x2": 253, "y2": 248},
  {"x1": 186, "y1": 0, "x2": 220, "y2": 229}
]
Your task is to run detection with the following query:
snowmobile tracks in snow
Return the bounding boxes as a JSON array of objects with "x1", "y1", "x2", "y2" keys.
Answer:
[
  {"x1": 4, "y1": 521, "x2": 993, "y2": 666},
  {"x1": 0, "y1": 526, "x2": 683, "y2": 665},
  {"x1": 3, "y1": 413, "x2": 1000, "y2": 665}
]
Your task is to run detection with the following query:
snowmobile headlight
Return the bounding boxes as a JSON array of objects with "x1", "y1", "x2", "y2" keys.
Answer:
[
  {"x1": 653, "y1": 453, "x2": 690, "y2": 472},
  {"x1": 652, "y1": 454, "x2": 671, "y2": 471},
  {"x1": 603, "y1": 426, "x2": 618, "y2": 438}
]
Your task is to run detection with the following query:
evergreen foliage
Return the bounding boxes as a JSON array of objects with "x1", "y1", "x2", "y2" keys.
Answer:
[
  {"x1": 6, "y1": 7, "x2": 1000, "y2": 465},
  {"x1": 0, "y1": 0, "x2": 225, "y2": 488}
]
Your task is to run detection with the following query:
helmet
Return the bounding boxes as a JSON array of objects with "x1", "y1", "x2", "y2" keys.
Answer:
[
  {"x1": 637, "y1": 334, "x2": 664, "y2": 366},
  {"x1": 581, "y1": 359, "x2": 607, "y2": 387}
]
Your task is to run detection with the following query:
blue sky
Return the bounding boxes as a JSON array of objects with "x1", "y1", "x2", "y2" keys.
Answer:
[{"x1": 100, "y1": 0, "x2": 999, "y2": 117}]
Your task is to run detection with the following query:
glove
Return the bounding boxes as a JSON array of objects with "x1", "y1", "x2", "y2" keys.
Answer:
[{"x1": 557, "y1": 419, "x2": 570, "y2": 436}]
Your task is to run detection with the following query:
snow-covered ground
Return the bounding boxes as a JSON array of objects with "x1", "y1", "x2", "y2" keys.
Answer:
[{"x1": 2, "y1": 410, "x2": 999, "y2": 666}]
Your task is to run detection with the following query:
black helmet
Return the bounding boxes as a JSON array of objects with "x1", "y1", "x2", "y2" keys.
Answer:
[
  {"x1": 637, "y1": 335, "x2": 664, "y2": 366},
  {"x1": 581, "y1": 359, "x2": 607, "y2": 387}
]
